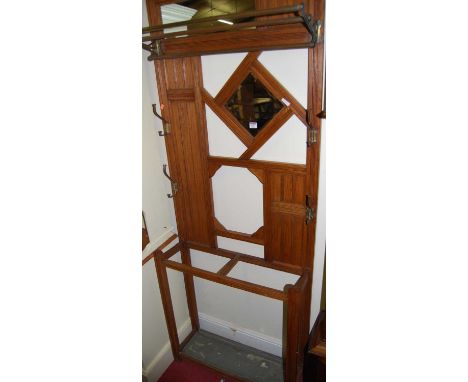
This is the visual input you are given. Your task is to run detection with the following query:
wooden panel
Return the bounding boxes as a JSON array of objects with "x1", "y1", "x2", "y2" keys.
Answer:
[
  {"x1": 150, "y1": 56, "x2": 217, "y2": 247},
  {"x1": 271, "y1": 202, "x2": 306, "y2": 216},
  {"x1": 160, "y1": 25, "x2": 312, "y2": 58},
  {"x1": 264, "y1": 170, "x2": 308, "y2": 268},
  {"x1": 167, "y1": 88, "x2": 195, "y2": 101}
]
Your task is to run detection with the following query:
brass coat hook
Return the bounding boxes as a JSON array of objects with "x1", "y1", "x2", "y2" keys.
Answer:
[
  {"x1": 162, "y1": 164, "x2": 178, "y2": 198},
  {"x1": 152, "y1": 104, "x2": 171, "y2": 136}
]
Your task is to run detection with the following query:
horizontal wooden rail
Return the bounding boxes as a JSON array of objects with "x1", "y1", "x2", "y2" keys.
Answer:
[
  {"x1": 187, "y1": 242, "x2": 303, "y2": 275},
  {"x1": 208, "y1": 156, "x2": 307, "y2": 174},
  {"x1": 143, "y1": 17, "x2": 305, "y2": 42},
  {"x1": 217, "y1": 255, "x2": 240, "y2": 276},
  {"x1": 161, "y1": 242, "x2": 182, "y2": 260},
  {"x1": 213, "y1": 218, "x2": 264, "y2": 245},
  {"x1": 215, "y1": 227, "x2": 264, "y2": 245},
  {"x1": 149, "y1": 42, "x2": 315, "y2": 61},
  {"x1": 142, "y1": 234, "x2": 178, "y2": 266},
  {"x1": 164, "y1": 259, "x2": 287, "y2": 301}
]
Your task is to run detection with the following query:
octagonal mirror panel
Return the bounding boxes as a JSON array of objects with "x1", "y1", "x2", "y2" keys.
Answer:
[{"x1": 225, "y1": 73, "x2": 284, "y2": 137}]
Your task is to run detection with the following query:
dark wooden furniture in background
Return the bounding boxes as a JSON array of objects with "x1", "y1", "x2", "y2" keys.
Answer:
[
  {"x1": 144, "y1": 1, "x2": 325, "y2": 381},
  {"x1": 304, "y1": 310, "x2": 326, "y2": 382},
  {"x1": 142, "y1": 212, "x2": 150, "y2": 250}
]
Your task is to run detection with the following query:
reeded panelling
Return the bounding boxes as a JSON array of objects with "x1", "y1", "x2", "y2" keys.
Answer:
[
  {"x1": 257, "y1": 49, "x2": 308, "y2": 109},
  {"x1": 252, "y1": 115, "x2": 307, "y2": 164},
  {"x1": 167, "y1": 99, "x2": 214, "y2": 245},
  {"x1": 205, "y1": 105, "x2": 247, "y2": 158},
  {"x1": 159, "y1": 56, "x2": 216, "y2": 247},
  {"x1": 201, "y1": 53, "x2": 247, "y2": 97},
  {"x1": 212, "y1": 167, "x2": 263, "y2": 234},
  {"x1": 265, "y1": 171, "x2": 308, "y2": 267}
]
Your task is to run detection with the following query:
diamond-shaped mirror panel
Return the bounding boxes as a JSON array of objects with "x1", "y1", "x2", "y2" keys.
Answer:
[{"x1": 225, "y1": 73, "x2": 284, "y2": 137}]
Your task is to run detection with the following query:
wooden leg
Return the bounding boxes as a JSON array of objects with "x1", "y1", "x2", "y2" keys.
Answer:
[
  {"x1": 284, "y1": 272, "x2": 311, "y2": 382},
  {"x1": 284, "y1": 284, "x2": 299, "y2": 382},
  {"x1": 154, "y1": 252, "x2": 180, "y2": 359},
  {"x1": 302, "y1": 271, "x2": 313, "y2": 349},
  {"x1": 181, "y1": 246, "x2": 200, "y2": 331}
]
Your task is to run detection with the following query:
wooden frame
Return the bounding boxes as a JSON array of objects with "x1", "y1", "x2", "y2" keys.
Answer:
[
  {"x1": 144, "y1": 0, "x2": 325, "y2": 380},
  {"x1": 143, "y1": 4, "x2": 320, "y2": 60}
]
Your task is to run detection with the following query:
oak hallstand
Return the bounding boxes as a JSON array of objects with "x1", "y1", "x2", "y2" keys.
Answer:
[{"x1": 143, "y1": 1, "x2": 325, "y2": 381}]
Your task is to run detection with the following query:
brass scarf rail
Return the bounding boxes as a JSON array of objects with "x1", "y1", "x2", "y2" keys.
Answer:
[
  {"x1": 142, "y1": 4, "x2": 304, "y2": 34},
  {"x1": 142, "y1": 3, "x2": 321, "y2": 60},
  {"x1": 142, "y1": 16, "x2": 305, "y2": 42}
]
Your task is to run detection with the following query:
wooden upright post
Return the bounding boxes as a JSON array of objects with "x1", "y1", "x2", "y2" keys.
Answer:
[
  {"x1": 180, "y1": 245, "x2": 200, "y2": 331},
  {"x1": 284, "y1": 284, "x2": 300, "y2": 382},
  {"x1": 284, "y1": 271, "x2": 310, "y2": 382},
  {"x1": 154, "y1": 252, "x2": 180, "y2": 359}
]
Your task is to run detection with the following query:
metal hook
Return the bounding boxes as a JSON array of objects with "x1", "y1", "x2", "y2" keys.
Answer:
[
  {"x1": 162, "y1": 164, "x2": 178, "y2": 198},
  {"x1": 297, "y1": 9, "x2": 321, "y2": 46},
  {"x1": 152, "y1": 104, "x2": 171, "y2": 136}
]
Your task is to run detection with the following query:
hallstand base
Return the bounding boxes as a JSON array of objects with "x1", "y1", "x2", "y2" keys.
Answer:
[{"x1": 181, "y1": 330, "x2": 284, "y2": 382}]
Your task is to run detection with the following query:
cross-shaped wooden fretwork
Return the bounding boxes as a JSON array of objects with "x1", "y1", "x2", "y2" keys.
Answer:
[{"x1": 203, "y1": 51, "x2": 309, "y2": 163}]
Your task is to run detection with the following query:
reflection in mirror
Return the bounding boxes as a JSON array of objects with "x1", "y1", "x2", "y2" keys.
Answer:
[
  {"x1": 226, "y1": 73, "x2": 284, "y2": 136},
  {"x1": 161, "y1": 0, "x2": 255, "y2": 33}
]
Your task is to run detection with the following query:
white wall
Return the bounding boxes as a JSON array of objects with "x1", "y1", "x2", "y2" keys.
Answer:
[{"x1": 142, "y1": 4, "x2": 191, "y2": 381}]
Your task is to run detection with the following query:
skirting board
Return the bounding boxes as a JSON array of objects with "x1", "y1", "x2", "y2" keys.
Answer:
[
  {"x1": 199, "y1": 313, "x2": 283, "y2": 357},
  {"x1": 143, "y1": 318, "x2": 192, "y2": 382}
]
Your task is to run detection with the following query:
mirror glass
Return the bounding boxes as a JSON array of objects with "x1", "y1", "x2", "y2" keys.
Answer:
[
  {"x1": 161, "y1": 0, "x2": 255, "y2": 32},
  {"x1": 225, "y1": 73, "x2": 284, "y2": 136}
]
